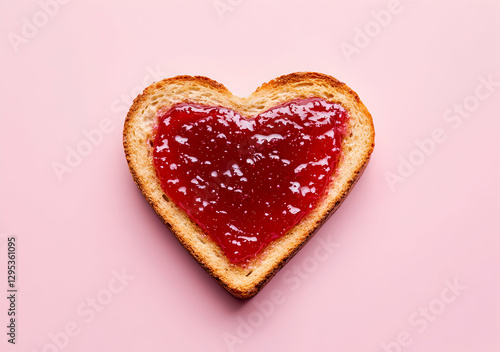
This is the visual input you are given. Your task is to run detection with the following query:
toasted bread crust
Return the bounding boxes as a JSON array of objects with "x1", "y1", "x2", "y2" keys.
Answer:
[{"x1": 123, "y1": 72, "x2": 375, "y2": 299}]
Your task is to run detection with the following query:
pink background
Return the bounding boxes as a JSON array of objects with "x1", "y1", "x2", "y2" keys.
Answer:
[{"x1": 1, "y1": 0, "x2": 499, "y2": 351}]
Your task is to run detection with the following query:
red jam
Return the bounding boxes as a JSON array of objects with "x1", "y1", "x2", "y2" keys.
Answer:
[{"x1": 153, "y1": 98, "x2": 348, "y2": 265}]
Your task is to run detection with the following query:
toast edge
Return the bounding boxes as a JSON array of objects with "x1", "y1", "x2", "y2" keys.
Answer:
[{"x1": 123, "y1": 72, "x2": 375, "y2": 299}]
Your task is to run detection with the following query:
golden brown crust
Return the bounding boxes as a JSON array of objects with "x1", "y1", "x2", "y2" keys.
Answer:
[{"x1": 123, "y1": 72, "x2": 375, "y2": 299}]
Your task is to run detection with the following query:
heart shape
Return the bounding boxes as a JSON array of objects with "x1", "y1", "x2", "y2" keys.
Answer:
[
  {"x1": 123, "y1": 73, "x2": 374, "y2": 298},
  {"x1": 152, "y1": 99, "x2": 348, "y2": 264}
]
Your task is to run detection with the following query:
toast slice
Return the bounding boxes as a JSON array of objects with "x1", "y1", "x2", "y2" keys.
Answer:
[{"x1": 123, "y1": 72, "x2": 374, "y2": 299}]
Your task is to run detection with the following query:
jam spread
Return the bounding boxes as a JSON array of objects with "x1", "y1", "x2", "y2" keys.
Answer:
[{"x1": 153, "y1": 98, "x2": 348, "y2": 264}]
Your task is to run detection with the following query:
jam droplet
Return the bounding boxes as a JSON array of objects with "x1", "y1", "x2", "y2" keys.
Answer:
[{"x1": 153, "y1": 98, "x2": 348, "y2": 264}]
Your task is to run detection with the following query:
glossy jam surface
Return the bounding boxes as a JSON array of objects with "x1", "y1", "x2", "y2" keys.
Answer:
[{"x1": 153, "y1": 98, "x2": 348, "y2": 264}]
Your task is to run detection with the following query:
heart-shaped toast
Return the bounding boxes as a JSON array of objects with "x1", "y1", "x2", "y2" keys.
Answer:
[{"x1": 123, "y1": 72, "x2": 374, "y2": 299}]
